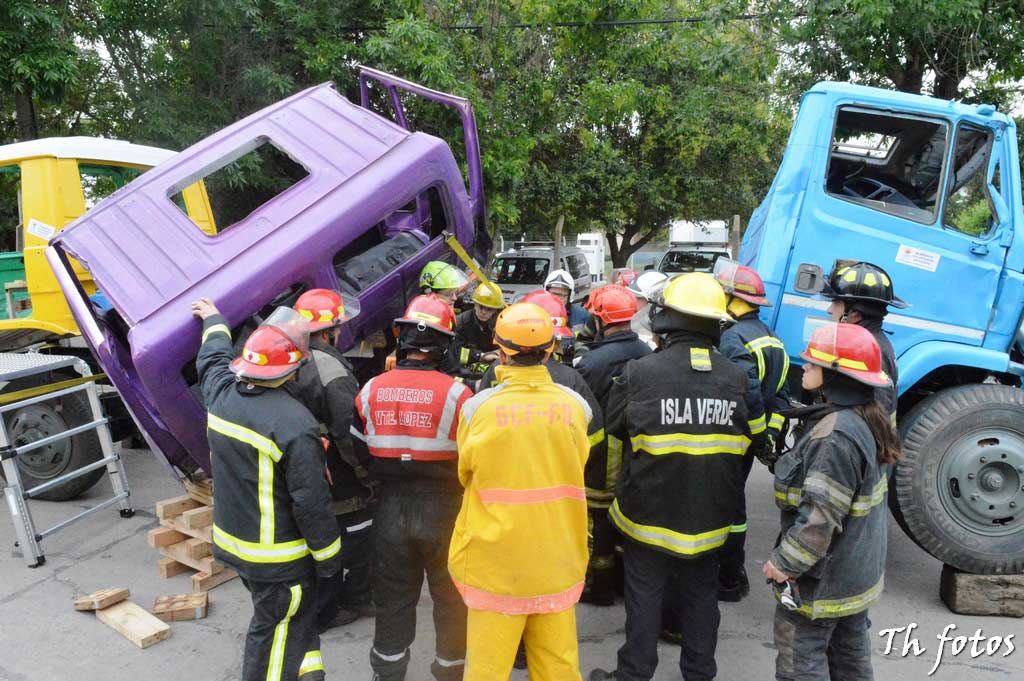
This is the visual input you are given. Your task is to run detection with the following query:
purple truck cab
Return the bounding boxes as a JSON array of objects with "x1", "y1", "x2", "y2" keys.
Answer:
[{"x1": 46, "y1": 68, "x2": 488, "y2": 474}]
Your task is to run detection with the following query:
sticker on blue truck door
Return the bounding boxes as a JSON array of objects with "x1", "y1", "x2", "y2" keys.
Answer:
[{"x1": 895, "y1": 244, "x2": 940, "y2": 272}]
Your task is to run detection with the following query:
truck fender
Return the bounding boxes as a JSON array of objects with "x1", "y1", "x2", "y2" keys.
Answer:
[{"x1": 898, "y1": 340, "x2": 1016, "y2": 395}]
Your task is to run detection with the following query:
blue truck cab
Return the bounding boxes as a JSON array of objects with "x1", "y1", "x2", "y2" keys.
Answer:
[{"x1": 742, "y1": 82, "x2": 1024, "y2": 573}]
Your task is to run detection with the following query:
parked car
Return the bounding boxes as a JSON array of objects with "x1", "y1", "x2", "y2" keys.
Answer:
[
  {"x1": 490, "y1": 241, "x2": 591, "y2": 303},
  {"x1": 47, "y1": 67, "x2": 489, "y2": 475}
]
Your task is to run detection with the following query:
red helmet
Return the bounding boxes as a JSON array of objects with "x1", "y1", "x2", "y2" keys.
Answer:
[
  {"x1": 612, "y1": 269, "x2": 639, "y2": 287},
  {"x1": 293, "y1": 288, "x2": 360, "y2": 332},
  {"x1": 713, "y1": 258, "x2": 772, "y2": 307},
  {"x1": 520, "y1": 290, "x2": 573, "y2": 338},
  {"x1": 394, "y1": 294, "x2": 457, "y2": 337},
  {"x1": 800, "y1": 322, "x2": 891, "y2": 388},
  {"x1": 230, "y1": 307, "x2": 310, "y2": 381},
  {"x1": 586, "y1": 285, "x2": 638, "y2": 324}
]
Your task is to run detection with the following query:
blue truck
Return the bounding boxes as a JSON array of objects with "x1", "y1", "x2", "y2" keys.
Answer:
[{"x1": 742, "y1": 82, "x2": 1024, "y2": 574}]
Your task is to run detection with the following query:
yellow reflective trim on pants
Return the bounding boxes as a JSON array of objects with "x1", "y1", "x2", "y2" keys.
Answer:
[
  {"x1": 609, "y1": 499, "x2": 730, "y2": 556},
  {"x1": 588, "y1": 427, "x2": 605, "y2": 448},
  {"x1": 212, "y1": 525, "x2": 310, "y2": 563},
  {"x1": 631, "y1": 432, "x2": 750, "y2": 456},
  {"x1": 749, "y1": 414, "x2": 766, "y2": 435},
  {"x1": 792, "y1": 577, "x2": 885, "y2": 619},
  {"x1": 311, "y1": 536, "x2": 341, "y2": 562},
  {"x1": 299, "y1": 650, "x2": 324, "y2": 676},
  {"x1": 729, "y1": 522, "x2": 747, "y2": 534},
  {"x1": 266, "y1": 584, "x2": 303, "y2": 681},
  {"x1": 208, "y1": 414, "x2": 284, "y2": 544},
  {"x1": 202, "y1": 323, "x2": 231, "y2": 344},
  {"x1": 607, "y1": 435, "x2": 623, "y2": 488}
]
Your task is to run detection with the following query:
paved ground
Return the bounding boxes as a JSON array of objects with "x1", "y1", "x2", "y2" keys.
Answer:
[{"x1": 1, "y1": 447, "x2": 1021, "y2": 681}]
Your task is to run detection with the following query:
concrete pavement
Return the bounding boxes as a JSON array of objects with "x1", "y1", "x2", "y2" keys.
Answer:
[{"x1": 0, "y1": 447, "x2": 1021, "y2": 680}]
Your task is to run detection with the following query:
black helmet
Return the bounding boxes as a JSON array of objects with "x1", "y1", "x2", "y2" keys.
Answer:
[{"x1": 820, "y1": 261, "x2": 907, "y2": 309}]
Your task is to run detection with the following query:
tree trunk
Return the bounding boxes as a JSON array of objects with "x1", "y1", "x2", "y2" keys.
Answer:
[
  {"x1": 607, "y1": 225, "x2": 662, "y2": 269},
  {"x1": 15, "y1": 92, "x2": 39, "y2": 141}
]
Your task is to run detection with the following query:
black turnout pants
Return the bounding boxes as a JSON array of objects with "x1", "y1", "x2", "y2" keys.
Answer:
[
  {"x1": 774, "y1": 606, "x2": 874, "y2": 681},
  {"x1": 618, "y1": 540, "x2": 720, "y2": 681},
  {"x1": 241, "y1": 574, "x2": 324, "y2": 681},
  {"x1": 370, "y1": 487, "x2": 466, "y2": 681},
  {"x1": 316, "y1": 507, "x2": 374, "y2": 628},
  {"x1": 719, "y1": 448, "x2": 756, "y2": 582}
]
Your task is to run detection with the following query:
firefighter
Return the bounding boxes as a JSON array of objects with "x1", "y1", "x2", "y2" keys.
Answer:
[
  {"x1": 589, "y1": 273, "x2": 755, "y2": 681},
  {"x1": 191, "y1": 298, "x2": 340, "y2": 681},
  {"x1": 286, "y1": 288, "x2": 373, "y2": 631},
  {"x1": 713, "y1": 259, "x2": 790, "y2": 601},
  {"x1": 576, "y1": 285, "x2": 651, "y2": 606},
  {"x1": 820, "y1": 261, "x2": 907, "y2": 424},
  {"x1": 626, "y1": 271, "x2": 669, "y2": 350},
  {"x1": 763, "y1": 322, "x2": 898, "y2": 681},
  {"x1": 449, "y1": 302, "x2": 592, "y2": 680},
  {"x1": 419, "y1": 261, "x2": 470, "y2": 306},
  {"x1": 351, "y1": 294, "x2": 472, "y2": 681},
  {"x1": 448, "y1": 281, "x2": 505, "y2": 381},
  {"x1": 544, "y1": 268, "x2": 592, "y2": 331}
]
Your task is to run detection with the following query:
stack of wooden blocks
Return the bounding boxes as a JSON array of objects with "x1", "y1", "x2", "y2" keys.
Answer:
[{"x1": 149, "y1": 477, "x2": 238, "y2": 592}]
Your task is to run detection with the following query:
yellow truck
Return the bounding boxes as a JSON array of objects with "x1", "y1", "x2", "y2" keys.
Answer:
[{"x1": 0, "y1": 137, "x2": 211, "y2": 499}]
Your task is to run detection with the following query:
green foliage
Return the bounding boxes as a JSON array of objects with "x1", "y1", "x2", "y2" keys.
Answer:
[
  {"x1": 0, "y1": 1, "x2": 78, "y2": 100},
  {"x1": 763, "y1": 0, "x2": 1024, "y2": 103}
]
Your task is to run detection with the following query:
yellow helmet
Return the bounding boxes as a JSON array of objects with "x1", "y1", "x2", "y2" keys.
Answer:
[
  {"x1": 471, "y1": 281, "x2": 506, "y2": 309},
  {"x1": 494, "y1": 302, "x2": 554, "y2": 356},
  {"x1": 660, "y1": 273, "x2": 732, "y2": 323}
]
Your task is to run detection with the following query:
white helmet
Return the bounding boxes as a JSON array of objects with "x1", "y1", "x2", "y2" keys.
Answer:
[
  {"x1": 628, "y1": 271, "x2": 669, "y2": 301},
  {"x1": 544, "y1": 269, "x2": 575, "y2": 298}
]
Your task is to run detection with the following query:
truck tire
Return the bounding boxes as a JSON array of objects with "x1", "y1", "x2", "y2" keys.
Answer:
[
  {"x1": 893, "y1": 384, "x2": 1024, "y2": 574},
  {"x1": 0, "y1": 373, "x2": 105, "y2": 501}
]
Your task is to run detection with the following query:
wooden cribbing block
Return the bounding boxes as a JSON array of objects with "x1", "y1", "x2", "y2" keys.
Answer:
[
  {"x1": 184, "y1": 477, "x2": 213, "y2": 506},
  {"x1": 156, "y1": 495, "x2": 200, "y2": 520},
  {"x1": 192, "y1": 568, "x2": 238, "y2": 593},
  {"x1": 153, "y1": 592, "x2": 208, "y2": 622},
  {"x1": 157, "y1": 557, "x2": 191, "y2": 579},
  {"x1": 180, "y1": 505, "x2": 213, "y2": 530},
  {"x1": 185, "y1": 537, "x2": 212, "y2": 560},
  {"x1": 160, "y1": 516, "x2": 212, "y2": 544},
  {"x1": 96, "y1": 600, "x2": 171, "y2": 648},
  {"x1": 158, "y1": 540, "x2": 223, "y2": 575},
  {"x1": 147, "y1": 527, "x2": 188, "y2": 549},
  {"x1": 940, "y1": 565, "x2": 1024, "y2": 617},
  {"x1": 74, "y1": 587, "x2": 130, "y2": 611}
]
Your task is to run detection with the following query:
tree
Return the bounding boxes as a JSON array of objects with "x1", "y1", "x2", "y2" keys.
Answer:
[
  {"x1": 0, "y1": 0, "x2": 80, "y2": 140},
  {"x1": 763, "y1": 0, "x2": 1024, "y2": 104}
]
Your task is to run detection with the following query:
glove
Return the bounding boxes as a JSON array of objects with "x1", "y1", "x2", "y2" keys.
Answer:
[{"x1": 755, "y1": 433, "x2": 779, "y2": 469}]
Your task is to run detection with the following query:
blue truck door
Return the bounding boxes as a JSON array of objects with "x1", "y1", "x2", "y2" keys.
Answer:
[{"x1": 774, "y1": 99, "x2": 1010, "y2": 377}]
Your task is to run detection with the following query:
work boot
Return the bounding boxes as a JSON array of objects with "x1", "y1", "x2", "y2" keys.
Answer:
[
  {"x1": 588, "y1": 669, "x2": 617, "y2": 681},
  {"x1": 580, "y1": 572, "x2": 615, "y2": 606},
  {"x1": 718, "y1": 566, "x2": 750, "y2": 602},
  {"x1": 323, "y1": 602, "x2": 375, "y2": 630}
]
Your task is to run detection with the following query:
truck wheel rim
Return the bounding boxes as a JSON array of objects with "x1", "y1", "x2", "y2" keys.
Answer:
[
  {"x1": 937, "y1": 427, "x2": 1024, "y2": 537},
  {"x1": 10, "y1": 403, "x2": 73, "y2": 480}
]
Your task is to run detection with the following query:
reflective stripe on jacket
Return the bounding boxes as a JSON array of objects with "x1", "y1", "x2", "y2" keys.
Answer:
[
  {"x1": 197, "y1": 315, "x2": 341, "y2": 582},
  {"x1": 449, "y1": 364, "x2": 592, "y2": 614},
  {"x1": 605, "y1": 332, "x2": 752, "y2": 558},
  {"x1": 718, "y1": 313, "x2": 791, "y2": 439},
  {"x1": 354, "y1": 368, "x2": 471, "y2": 461},
  {"x1": 770, "y1": 408, "x2": 888, "y2": 619}
]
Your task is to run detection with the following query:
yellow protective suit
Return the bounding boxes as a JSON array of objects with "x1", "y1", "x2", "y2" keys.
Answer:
[{"x1": 449, "y1": 363, "x2": 592, "y2": 680}]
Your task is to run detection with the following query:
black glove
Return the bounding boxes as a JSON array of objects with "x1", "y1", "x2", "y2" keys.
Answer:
[{"x1": 755, "y1": 432, "x2": 779, "y2": 469}]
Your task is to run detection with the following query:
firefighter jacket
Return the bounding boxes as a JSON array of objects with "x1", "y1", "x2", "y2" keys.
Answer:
[
  {"x1": 287, "y1": 337, "x2": 371, "y2": 515},
  {"x1": 605, "y1": 331, "x2": 753, "y2": 558},
  {"x1": 447, "y1": 308, "x2": 498, "y2": 380},
  {"x1": 719, "y1": 312, "x2": 789, "y2": 444},
  {"x1": 479, "y1": 360, "x2": 607, "y2": 507},
  {"x1": 197, "y1": 315, "x2": 341, "y2": 582},
  {"x1": 576, "y1": 330, "x2": 651, "y2": 507},
  {"x1": 858, "y1": 317, "x2": 898, "y2": 424},
  {"x1": 448, "y1": 364, "x2": 591, "y2": 614},
  {"x1": 770, "y1": 406, "x2": 888, "y2": 620},
  {"x1": 351, "y1": 359, "x2": 472, "y2": 492}
]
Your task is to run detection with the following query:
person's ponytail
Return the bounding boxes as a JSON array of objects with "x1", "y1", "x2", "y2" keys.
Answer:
[{"x1": 854, "y1": 401, "x2": 901, "y2": 464}]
